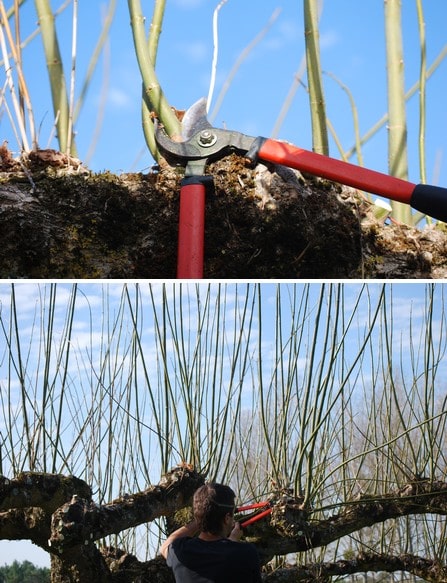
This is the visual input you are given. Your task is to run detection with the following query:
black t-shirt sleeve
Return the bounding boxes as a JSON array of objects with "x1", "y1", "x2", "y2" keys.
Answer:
[
  {"x1": 167, "y1": 536, "x2": 262, "y2": 583},
  {"x1": 246, "y1": 543, "x2": 263, "y2": 582}
]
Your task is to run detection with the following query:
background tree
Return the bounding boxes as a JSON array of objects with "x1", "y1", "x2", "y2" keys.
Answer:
[{"x1": 0, "y1": 560, "x2": 50, "y2": 583}]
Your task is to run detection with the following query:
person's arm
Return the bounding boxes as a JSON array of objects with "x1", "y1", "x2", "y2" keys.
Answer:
[
  {"x1": 228, "y1": 521, "x2": 243, "y2": 542},
  {"x1": 159, "y1": 519, "x2": 199, "y2": 559}
]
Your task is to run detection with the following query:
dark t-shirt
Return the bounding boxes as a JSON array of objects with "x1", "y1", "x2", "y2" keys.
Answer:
[{"x1": 166, "y1": 536, "x2": 262, "y2": 583}]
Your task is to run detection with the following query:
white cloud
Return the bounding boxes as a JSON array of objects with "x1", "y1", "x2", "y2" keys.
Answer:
[
  {"x1": 320, "y1": 29, "x2": 340, "y2": 50},
  {"x1": 177, "y1": 40, "x2": 210, "y2": 63},
  {"x1": 278, "y1": 20, "x2": 300, "y2": 43},
  {"x1": 107, "y1": 87, "x2": 134, "y2": 109}
]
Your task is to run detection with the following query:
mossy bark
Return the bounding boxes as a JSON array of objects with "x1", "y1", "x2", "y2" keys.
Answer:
[
  {"x1": 0, "y1": 467, "x2": 204, "y2": 583},
  {"x1": 1, "y1": 149, "x2": 447, "y2": 278},
  {"x1": 2, "y1": 471, "x2": 447, "y2": 582}
]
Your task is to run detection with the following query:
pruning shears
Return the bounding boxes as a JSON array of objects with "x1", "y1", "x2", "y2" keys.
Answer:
[
  {"x1": 155, "y1": 98, "x2": 447, "y2": 279},
  {"x1": 236, "y1": 501, "x2": 272, "y2": 528}
]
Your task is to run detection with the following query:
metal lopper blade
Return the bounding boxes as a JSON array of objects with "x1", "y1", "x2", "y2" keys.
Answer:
[{"x1": 181, "y1": 97, "x2": 212, "y2": 141}]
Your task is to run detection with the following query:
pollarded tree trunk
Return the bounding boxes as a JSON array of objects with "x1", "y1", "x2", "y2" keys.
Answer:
[
  {"x1": 49, "y1": 546, "x2": 112, "y2": 583},
  {"x1": 0, "y1": 467, "x2": 205, "y2": 583},
  {"x1": 2, "y1": 468, "x2": 447, "y2": 582},
  {"x1": 1, "y1": 147, "x2": 447, "y2": 278}
]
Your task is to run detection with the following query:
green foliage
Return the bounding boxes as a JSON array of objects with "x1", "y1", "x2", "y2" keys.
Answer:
[{"x1": 0, "y1": 560, "x2": 50, "y2": 583}]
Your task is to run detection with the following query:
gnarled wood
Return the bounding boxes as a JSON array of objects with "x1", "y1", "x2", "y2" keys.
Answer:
[
  {"x1": 49, "y1": 466, "x2": 205, "y2": 552},
  {"x1": 263, "y1": 552, "x2": 447, "y2": 582},
  {"x1": 2, "y1": 148, "x2": 447, "y2": 278},
  {"x1": 2, "y1": 472, "x2": 447, "y2": 581}
]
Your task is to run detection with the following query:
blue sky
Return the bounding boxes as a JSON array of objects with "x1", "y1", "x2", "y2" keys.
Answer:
[
  {"x1": 1, "y1": 0, "x2": 446, "y2": 196},
  {"x1": 0, "y1": 281, "x2": 446, "y2": 567}
]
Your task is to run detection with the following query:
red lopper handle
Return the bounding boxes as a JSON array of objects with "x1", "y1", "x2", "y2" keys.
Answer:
[
  {"x1": 237, "y1": 502, "x2": 270, "y2": 512},
  {"x1": 240, "y1": 507, "x2": 272, "y2": 528},
  {"x1": 177, "y1": 181, "x2": 206, "y2": 279},
  {"x1": 257, "y1": 139, "x2": 447, "y2": 222},
  {"x1": 258, "y1": 138, "x2": 415, "y2": 203},
  {"x1": 237, "y1": 502, "x2": 272, "y2": 528}
]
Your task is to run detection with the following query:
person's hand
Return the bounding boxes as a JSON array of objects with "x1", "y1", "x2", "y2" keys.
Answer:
[
  {"x1": 228, "y1": 521, "x2": 243, "y2": 541},
  {"x1": 184, "y1": 518, "x2": 200, "y2": 534}
]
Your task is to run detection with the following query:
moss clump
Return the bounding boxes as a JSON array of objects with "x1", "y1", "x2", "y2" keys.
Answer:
[{"x1": 2, "y1": 153, "x2": 446, "y2": 278}]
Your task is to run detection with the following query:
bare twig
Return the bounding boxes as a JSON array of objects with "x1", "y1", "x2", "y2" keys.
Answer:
[
  {"x1": 271, "y1": 55, "x2": 306, "y2": 138},
  {"x1": 207, "y1": 0, "x2": 228, "y2": 115},
  {"x1": 0, "y1": 13, "x2": 29, "y2": 150},
  {"x1": 344, "y1": 44, "x2": 447, "y2": 161},
  {"x1": 209, "y1": 6, "x2": 281, "y2": 123},
  {"x1": 0, "y1": 0, "x2": 38, "y2": 149}
]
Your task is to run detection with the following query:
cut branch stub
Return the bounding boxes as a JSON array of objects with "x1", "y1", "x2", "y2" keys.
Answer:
[{"x1": 246, "y1": 479, "x2": 447, "y2": 564}]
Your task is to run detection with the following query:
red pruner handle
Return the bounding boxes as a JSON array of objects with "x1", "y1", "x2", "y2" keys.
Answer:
[
  {"x1": 237, "y1": 502, "x2": 270, "y2": 512},
  {"x1": 256, "y1": 138, "x2": 414, "y2": 202},
  {"x1": 255, "y1": 139, "x2": 447, "y2": 222},
  {"x1": 177, "y1": 178, "x2": 207, "y2": 279},
  {"x1": 240, "y1": 507, "x2": 272, "y2": 529}
]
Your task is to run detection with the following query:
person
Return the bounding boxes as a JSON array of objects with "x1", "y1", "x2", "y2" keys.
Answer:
[{"x1": 160, "y1": 482, "x2": 262, "y2": 582}]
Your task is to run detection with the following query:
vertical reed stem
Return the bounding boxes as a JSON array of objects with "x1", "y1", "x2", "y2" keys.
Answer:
[
  {"x1": 384, "y1": 0, "x2": 410, "y2": 222},
  {"x1": 416, "y1": 0, "x2": 427, "y2": 185},
  {"x1": 34, "y1": 0, "x2": 76, "y2": 154},
  {"x1": 66, "y1": 0, "x2": 77, "y2": 156},
  {"x1": 303, "y1": 0, "x2": 328, "y2": 155},
  {"x1": 128, "y1": 0, "x2": 180, "y2": 158},
  {"x1": 141, "y1": 0, "x2": 167, "y2": 160}
]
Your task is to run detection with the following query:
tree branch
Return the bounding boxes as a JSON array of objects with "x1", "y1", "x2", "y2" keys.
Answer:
[
  {"x1": 250, "y1": 479, "x2": 447, "y2": 560},
  {"x1": 2, "y1": 472, "x2": 447, "y2": 582},
  {"x1": 0, "y1": 507, "x2": 50, "y2": 549},
  {"x1": 0, "y1": 472, "x2": 92, "y2": 513},
  {"x1": 263, "y1": 552, "x2": 447, "y2": 582},
  {"x1": 49, "y1": 465, "x2": 205, "y2": 552}
]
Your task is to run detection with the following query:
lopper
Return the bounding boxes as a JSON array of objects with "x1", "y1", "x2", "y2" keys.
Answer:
[
  {"x1": 155, "y1": 98, "x2": 447, "y2": 279},
  {"x1": 236, "y1": 501, "x2": 272, "y2": 529}
]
